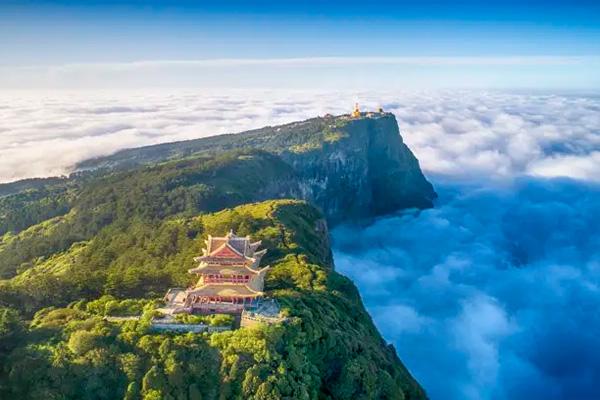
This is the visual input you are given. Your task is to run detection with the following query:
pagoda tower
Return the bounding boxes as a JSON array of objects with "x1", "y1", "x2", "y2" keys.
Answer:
[{"x1": 181, "y1": 231, "x2": 269, "y2": 314}]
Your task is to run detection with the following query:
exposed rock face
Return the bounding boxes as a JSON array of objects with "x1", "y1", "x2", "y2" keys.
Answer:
[{"x1": 277, "y1": 114, "x2": 436, "y2": 222}]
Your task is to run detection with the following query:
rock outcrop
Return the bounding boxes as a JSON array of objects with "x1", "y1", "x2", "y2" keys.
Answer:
[{"x1": 277, "y1": 113, "x2": 436, "y2": 222}]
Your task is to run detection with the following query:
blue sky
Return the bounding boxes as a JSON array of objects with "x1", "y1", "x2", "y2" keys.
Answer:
[{"x1": 1, "y1": 0, "x2": 599, "y2": 89}]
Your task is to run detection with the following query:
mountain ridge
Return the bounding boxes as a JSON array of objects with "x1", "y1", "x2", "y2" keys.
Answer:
[{"x1": 2, "y1": 113, "x2": 435, "y2": 224}]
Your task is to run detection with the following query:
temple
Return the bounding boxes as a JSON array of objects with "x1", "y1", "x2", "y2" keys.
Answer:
[{"x1": 164, "y1": 231, "x2": 269, "y2": 314}]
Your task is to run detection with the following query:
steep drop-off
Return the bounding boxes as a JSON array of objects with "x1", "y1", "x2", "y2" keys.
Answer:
[{"x1": 277, "y1": 114, "x2": 435, "y2": 221}]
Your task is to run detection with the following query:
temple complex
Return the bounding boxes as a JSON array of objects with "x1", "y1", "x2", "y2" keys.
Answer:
[{"x1": 164, "y1": 231, "x2": 269, "y2": 314}]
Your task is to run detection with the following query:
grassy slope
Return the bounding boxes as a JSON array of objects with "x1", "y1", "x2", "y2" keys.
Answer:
[{"x1": 1, "y1": 200, "x2": 425, "y2": 400}]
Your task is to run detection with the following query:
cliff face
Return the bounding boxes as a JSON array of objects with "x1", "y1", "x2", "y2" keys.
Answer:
[{"x1": 278, "y1": 114, "x2": 436, "y2": 222}]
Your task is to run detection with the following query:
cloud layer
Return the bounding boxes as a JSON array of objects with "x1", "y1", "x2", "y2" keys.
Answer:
[
  {"x1": 1, "y1": 90, "x2": 599, "y2": 183},
  {"x1": 333, "y1": 179, "x2": 600, "y2": 400},
  {"x1": 0, "y1": 90, "x2": 346, "y2": 182},
  {"x1": 386, "y1": 92, "x2": 600, "y2": 181}
]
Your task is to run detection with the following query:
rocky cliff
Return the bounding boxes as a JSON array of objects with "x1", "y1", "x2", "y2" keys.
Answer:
[{"x1": 277, "y1": 114, "x2": 436, "y2": 222}]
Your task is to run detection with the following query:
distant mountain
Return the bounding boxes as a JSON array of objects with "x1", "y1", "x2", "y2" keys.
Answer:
[
  {"x1": 0, "y1": 176, "x2": 69, "y2": 197},
  {"x1": 0, "y1": 112, "x2": 433, "y2": 399}
]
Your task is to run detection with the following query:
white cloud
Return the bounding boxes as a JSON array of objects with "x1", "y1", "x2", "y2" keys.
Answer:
[
  {"x1": 1, "y1": 90, "x2": 599, "y2": 184},
  {"x1": 372, "y1": 304, "x2": 432, "y2": 334},
  {"x1": 9, "y1": 56, "x2": 592, "y2": 71},
  {"x1": 0, "y1": 90, "x2": 349, "y2": 182},
  {"x1": 527, "y1": 152, "x2": 600, "y2": 181},
  {"x1": 386, "y1": 91, "x2": 600, "y2": 181}
]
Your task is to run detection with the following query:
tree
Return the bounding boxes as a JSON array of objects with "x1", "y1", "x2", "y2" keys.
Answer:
[
  {"x1": 124, "y1": 382, "x2": 140, "y2": 400},
  {"x1": 143, "y1": 389, "x2": 164, "y2": 400},
  {"x1": 68, "y1": 330, "x2": 101, "y2": 355},
  {"x1": 189, "y1": 384, "x2": 203, "y2": 400},
  {"x1": 142, "y1": 366, "x2": 168, "y2": 395},
  {"x1": 0, "y1": 306, "x2": 25, "y2": 356}
]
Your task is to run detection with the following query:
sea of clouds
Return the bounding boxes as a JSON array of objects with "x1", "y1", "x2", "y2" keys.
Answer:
[
  {"x1": 1, "y1": 90, "x2": 599, "y2": 183},
  {"x1": 333, "y1": 179, "x2": 600, "y2": 400},
  {"x1": 1, "y1": 89, "x2": 599, "y2": 399},
  {"x1": 0, "y1": 89, "x2": 347, "y2": 183}
]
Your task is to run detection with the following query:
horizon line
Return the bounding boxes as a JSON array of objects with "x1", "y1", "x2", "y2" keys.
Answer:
[{"x1": 5, "y1": 55, "x2": 600, "y2": 69}]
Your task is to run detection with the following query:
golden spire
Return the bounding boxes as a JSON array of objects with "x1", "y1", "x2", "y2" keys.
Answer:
[{"x1": 351, "y1": 103, "x2": 361, "y2": 118}]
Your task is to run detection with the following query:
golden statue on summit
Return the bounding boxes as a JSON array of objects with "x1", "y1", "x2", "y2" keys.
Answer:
[
  {"x1": 352, "y1": 103, "x2": 361, "y2": 118},
  {"x1": 350, "y1": 103, "x2": 385, "y2": 118}
]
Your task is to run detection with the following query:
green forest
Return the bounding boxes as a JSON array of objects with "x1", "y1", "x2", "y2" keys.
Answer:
[{"x1": 0, "y1": 149, "x2": 426, "y2": 399}]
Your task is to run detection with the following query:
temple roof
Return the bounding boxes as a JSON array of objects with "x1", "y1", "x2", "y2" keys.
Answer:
[
  {"x1": 185, "y1": 284, "x2": 262, "y2": 298},
  {"x1": 209, "y1": 243, "x2": 245, "y2": 259},
  {"x1": 204, "y1": 231, "x2": 264, "y2": 258},
  {"x1": 188, "y1": 263, "x2": 269, "y2": 277},
  {"x1": 193, "y1": 231, "x2": 267, "y2": 271}
]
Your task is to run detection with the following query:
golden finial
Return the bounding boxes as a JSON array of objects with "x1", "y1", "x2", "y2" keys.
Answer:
[{"x1": 352, "y1": 103, "x2": 361, "y2": 118}]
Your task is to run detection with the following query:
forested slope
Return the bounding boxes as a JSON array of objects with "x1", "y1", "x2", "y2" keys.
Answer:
[
  {"x1": 0, "y1": 199, "x2": 425, "y2": 399},
  {"x1": 0, "y1": 150, "x2": 296, "y2": 280}
]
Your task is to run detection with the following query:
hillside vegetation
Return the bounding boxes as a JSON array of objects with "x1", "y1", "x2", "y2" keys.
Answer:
[{"x1": 0, "y1": 199, "x2": 425, "y2": 399}]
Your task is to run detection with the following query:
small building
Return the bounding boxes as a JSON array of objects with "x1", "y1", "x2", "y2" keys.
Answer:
[
  {"x1": 164, "y1": 231, "x2": 269, "y2": 315},
  {"x1": 241, "y1": 299, "x2": 286, "y2": 328}
]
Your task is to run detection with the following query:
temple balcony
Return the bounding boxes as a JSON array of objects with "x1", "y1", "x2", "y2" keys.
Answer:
[{"x1": 200, "y1": 275, "x2": 251, "y2": 284}]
